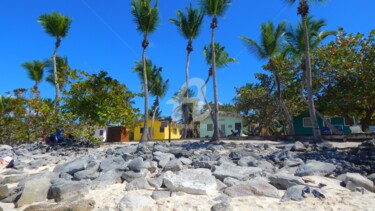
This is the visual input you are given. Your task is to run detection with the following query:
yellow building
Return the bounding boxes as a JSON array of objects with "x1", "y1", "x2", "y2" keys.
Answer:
[{"x1": 133, "y1": 120, "x2": 182, "y2": 141}]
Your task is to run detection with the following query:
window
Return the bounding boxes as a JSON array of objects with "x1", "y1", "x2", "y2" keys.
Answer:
[
  {"x1": 303, "y1": 118, "x2": 312, "y2": 127},
  {"x1": 174, "y1": 128, "x2": 177, "y2": 134},
  {"x1": 207, "y1": 124, "x2": 213, "y2": 131},
  {"x1": 160, "y1": 127, "x2": 165, "y2": 133},
  {"x1": 228, "y1": 125, "x2": 232, "y2": 128},
  {"x1": 140, "y1": 127, "x2": 144, "y2": 133},
  {"x1": 235, "y1": 123, "x2": 242, "y2": 130},
  {"x1": 99, "y1": 130, "x2": 103, "y2": 136}
]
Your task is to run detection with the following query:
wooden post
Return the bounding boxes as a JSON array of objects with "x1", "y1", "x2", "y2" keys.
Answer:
[{"x1": 168, "y1": 116, "x2": 172, "y2": 143}]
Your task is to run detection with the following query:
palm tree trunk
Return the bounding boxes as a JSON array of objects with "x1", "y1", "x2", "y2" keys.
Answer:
[
  {"x1": 151, "y1": 105, "x2": 157, "y2": 139},
  {"x1": 301, "y1": 15, "x2": 321, "y2": 141},
  {"x1": 211, "y1": 18, "x2": 220, "y2": 141},
  {"x1": 182, "y1": 49, "x2": 191, "y2": 139},
  {"x1": 140, "y1": 36, "x2": 149, "y2": 142},
  {"x1": 201, "y1": 74, "x2": 215, "y2": 125},
  {"x1": 53, "y1": 45, "x2": 60, "y2": 112}
]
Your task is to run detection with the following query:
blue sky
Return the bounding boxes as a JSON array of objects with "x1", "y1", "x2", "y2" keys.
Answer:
[{"x1": 1, "y1": 0, "x2": 374, "y2": 117}]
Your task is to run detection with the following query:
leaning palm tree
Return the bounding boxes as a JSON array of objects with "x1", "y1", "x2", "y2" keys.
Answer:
[
  {"x1": 200, "y1": 0, "x2": 231, "y2": 141},
  {"x1": 202, "y1": 42, "x2": 237, "y2": 137},
  {"x1": 170, "y1": 3, "x2": 205, "y2": 139},
  {"x1": 284, "y1": 16, "x2": 336, "y2": 136},
  {"x1": 131, "y1": 0, "x2": 159, "y2": 142},
  {"x1": 22, "y1": 60, "x2": 45, "y2": 98},
  {"x1": 284, "y1": 0, "x2": 327, "y2": 141},
  {"x1": 240, "y1": 21, "x2": 295, "y2": 135},
  {"x1": 38, "y1": 12, "x2": 72, "y2": 111}
]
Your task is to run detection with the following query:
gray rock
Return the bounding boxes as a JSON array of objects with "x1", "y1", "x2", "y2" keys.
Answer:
[
  {"x1": 99, "y1": 157, "x2": 128, "y2": 172},
  {"x1": 1, "y1": 174, "x2": 29, "y2": 184},
  {"x1": 53, "y1": 159, "x2": 89, "y2": 175},
  {"x1": 121, "y1": 169, "x2": 149, "y2": 183},
  {"x1": 153, "y1": 144, "x2": 170, "y2": 153},
  {"x1": 18, "y1": 171, "x2": 58, "y2": 189},
  {"x1": 125, "y1": 177, "x2": 151, "y2": 191},
  {"x1": 153, "y1": 151, "x2": 175, "y2": 168},
  {"x1": 343, "y1": 173, "x2": 374, "y2": 192},
  {"x1": 292, "y1": 141, "x2": 306, "y2": 152},
  {"x1": 192, "y1": 160, "x2": 216, "y2": 169},
  {"x1": 179, "y1": 157, "x2": 192, "y2": 165},
  {"x1": 213, "y1": 163, "x2": 262, "y2": 181},
  {"x1": 269, "y1": 173, "x2": 306, "y2": 190},
  {"x1": 62, "y1": 198, "x2": 96, "y2": 211},
  {"x1": 142, "y1": 160, "x2": 158, "y2": 173},
  {"x1": 257, "y1": 160, "x2": 275, "y2": 174},
  {"x1": 211, "y1": 202, "x2": 233, "y2": 211},
  {"x1": 73, "y1": 162, "x2": 100, "y2": 180},
  {"x1": 148, "y1": 174, "x2": 164, "y2": 189},
  {"x1": 60, "y1": 172, "x2": 73, "y2": 180},
  {"x1": 114, "y1": 145, "x2": 137, "y2": 156},
  {"x1": 238, "y1": 156, "x2": 258, "y2": 167},
  {"x1": 93, "y1": 169, "x2": 122, "y2": 188},
  {"x1": 229, "y1": 150, "x2": 258, "y2": 160},
  {"x1": 223, "y1": 177, "x2": 240, "y2": 187},
  {"x1": 223, "y1": 178, "x2": 280, "y2": 198},
  {"x1": 163, "y1": 159, "x2": 183, "y2": 172},
  {"x1": 281, "y1": 185, "x2": 307, "y2": 201},
  {"x1": 216, "y1": 179, "x2": 227, "y2": 191},
  {"x1": 127, "y1": 157, "x2": 144, "y2": 172},
  {"x1": 28, "y1": 159, "x2": 48, "y2": 169},
  {"x1": 151, "y1": 190, "x2": 171, "y2": 200},
  {"x1": 15, "y1": 176, "x2": 51, "y2": 208},
  {"x1": 213, "y1": 194, "x2": 232, "y2": 203},
  {"x1": 368, "y1": 173, "x2": 375, "y2": 183},
  {"x1": 295, "y1": 160, "x2": 336, "y2": 177},
  {"x1": 283, "y1": 158, "x2": 304, "y2": 167},
  {"x1": 118, "y1": 193, "x2": 154, "y2": 211},
  {"x1": 1, "y1": 169, "x2": 24, "y2": 175},
  {"x1": 163, "y1": 168, "x2": 217, "y2": 195},
  {"x1": 0, "y1": 185, "x2": 8, "y2": 200},
  {"x1": 48, "y1": 181, "x2": 90, "y2": 202}
]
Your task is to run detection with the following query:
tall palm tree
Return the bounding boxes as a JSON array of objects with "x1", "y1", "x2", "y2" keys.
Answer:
[
  {"x1": 240, "y1": 21, "x2": 295, "y2": 135},
  {"x1": 284, "y1": 0, "x2": 326, "y2": 141},
  {"x1": 131, "y1": 0, "x2": 159, "y2": 142},
  {"x1": 202, "y1": 42, "x2": 237, "y2": 137},
  {"x1": 200, "y1": 0, "x2": 231, "y2": 141},
  {"x1": 38, "y1": 12, "x2": 72, "y2": 111},
  {"x1": 284, "y1": 16, "x2": 336, "y2": 136},
  {"x1": 21, "y1": 60, "x2": 45, "y2": 98},
  {"x1": 170, "y1": 3, "x2": 205, "y2": 139}
]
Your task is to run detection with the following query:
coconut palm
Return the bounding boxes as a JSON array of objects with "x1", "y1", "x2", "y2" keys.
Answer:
[
  {"x1": 199, "y1": 0, "x2": 231, "y2": 141},
  {"x1": 202, "y1": 42, "x2": 237, "y2": 137},
  {"x1": 284, "y1": 16, "x2": 336, "y2": 135},
  {"x1": 38, "y1": 12, "x2": 72, "y2": 110},
  {"x1": 240, "y1": 21, "x2": 295, "y2": 135},
  {"x1": 172, "y1": 88, "x2": 198, "y2": 123},
  {"x1": 21, "y1": 60, "x2": 45, "y2": 98},
  {"x1": 170, "y1": 3, "x2": 205, "y2": 138},
  {"x1": 284, "y1": 0, "x2": 327, "y2": 141},
  {"x1": 45, "y1": 56, "x2": 70, "y2": 92},
  {"x1": 131, "y1": 0, "x2": 160, "y2": 142}
]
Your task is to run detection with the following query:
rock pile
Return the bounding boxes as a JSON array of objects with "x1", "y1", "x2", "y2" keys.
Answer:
[{"x1": 0, "y1": 139, "x2": 373, "y2": 210}]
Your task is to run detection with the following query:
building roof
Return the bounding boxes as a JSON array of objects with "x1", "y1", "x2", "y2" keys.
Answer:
[{"x1": 194, "y1": 111, "x2": 242, "y2": 122}]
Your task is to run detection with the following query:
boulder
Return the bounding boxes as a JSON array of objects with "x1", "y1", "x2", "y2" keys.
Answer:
[
  {"x1": 99, "y1": 157, "x2": 128, "y2": 172},
  {"x1": 295, "y1": 160, "x2": 336, "y2": 176},
  {"x1": 0, "y1": 185, "x2": 8, "y2": 200},
  {"x1": 153, "y1": 151, "x2": 175, "y2": 168},
  {"x1": 125, "y1": 177, "x2": 151, "y2": 191},
  {"x1": 1, "y1": 174, "x2": 29, "y2": 184},
  {"x1": 118, "y1": 193, "x2": 154, "y2": 211},
  {"x1": 269, "y1": 173, "x2": 306, "y2": 190},
  {"x1": 238, "y1": 156, "x2": 258, "y2": 167},
  {"x1": 163, "y1": 168, "x2": 217, "y2": 195},
  {"x1": 292, "y1": 141, "x2": 306, "y2": 152},
  {"x1": 27, "y1": 159, "x2": 48, "y2": 169},
  {"x1": 343, "y1": 173, "x2": 374, "y2": 192},
  {"x1": 368, "y1": 173, "x2": 375, "y2": 183},
  {"x1": 15, "y1": 176, "x2": 51, "y2": 208},
  {"x1": 127, "y1": 157, "x2": 144, "y2": 172},
  {"x1": 229, "y1": 150, "x2": 258, "y2": 160},
  {"x1": 53, "y1": 159, "x2": 89, "y2": 175},
  {"x1": 121, "y1": 169, "x2": 149, "y2": 183},
  {"x1": 93, "y1": 169, "x2": 122, "y2": 189},
  {"x1": 148, "y1": 174, "x2": 164, "y2": 189},
  {"x1": 163, "y1": 159, "x2": 183, "y2": 172},
  {"x1": 281, "y1": 185, "x2": 307, "y2": 202},
  {"x1": 151, "y1": 190, "x2": 171, "y2": 200},
  {"x1": 283, "y1": 158, "x2": 304, "y2": 167},
  {"x1": 223, "y1": 178, "x2": 279, "y2": 198},
  {"x1": 48, "y1": 180, "x2": 90, "y2": 202},
  {"x1": 212, "y1": 163, "x2": 262, "y2": 181},
  {"x1": 179, "y1": 157, "x2": 192, "y2": 165},
  {"x1": 211, "y1": 202, "x2": 233, "y2": 211}
]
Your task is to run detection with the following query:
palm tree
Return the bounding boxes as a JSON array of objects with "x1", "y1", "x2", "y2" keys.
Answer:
[
  {"x1": 172, "y1": 88, "x2": 198, "y2": 123},
  {"x1": 45, "y1": 56, "x2": 70, "y2": 92},
  {"x1": 131, "y1": 0, "x2": 160, "y2": 142},
  {"x1": 284, "y1": 0, "x2": 326, "y2": 141},
  {"x1": 240, "y1": 21, "x2": 295, "y2": 135},
  {"x1": 284, "y1": 16, "x2": 336, "y2": 135},
  {"x1": 21, "y1": 60, "x2": 45, "y2": 98},
  {"x1": 202, "y1": 42, "x2": 237, "y2": 137},
  {"x1": 38, "y1": 12, "x2": 72, "y2": 111},
  {"x1": 170, "y1": 3, "x2": 205, "y2": 139}
]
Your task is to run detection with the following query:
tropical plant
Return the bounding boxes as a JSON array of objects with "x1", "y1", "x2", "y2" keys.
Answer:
[
  {"x1": 21, "y1": 60, "x2": 45, "y2": 98},
  {"x1": 240, "y1": 21, "x2": 295, "y2": 135},
  {"x1": 201, "y1": 42, "x2": 237, "y2": 130},
  {"x1": 171, "y1": 88, "x2": 198, "y2": 125},
  {"x1": 284, "y1": 0, "x2": 328, "y2": 141},
  {"x1": 45, "y1": 56, "x2": 70, "y2": 90},
  {"x1": 170, "y1": 3, "x2": 205, "y2": 138},
  {"x1": 38, "y1": 12, "x2": 72, "y2": 110},
  {"x1": 131, "y1": 0, "x2": 160, "y2": 142},
  {"x1": 199, "y1": 0, "x2": 231, "y2": 141}
]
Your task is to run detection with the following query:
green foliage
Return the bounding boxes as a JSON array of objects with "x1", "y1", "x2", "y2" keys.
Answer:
[
  {"x1": 203, "y1": 42, "x2": 237, "y2": 68},
  {"x1": 199, "y1": 0, "x2": 231, "y2": 17},
  {"x1": 38, "y1": 12, "x2": 72, "y2": 40},
  {"x1": 64, "y1": 70, "x2": 140, "y2": 128},
  {"x1": 22, "y1": 60, "x2": 45, "y2": 89},
  {"x1": 45, "y1": 56, "x2": 71, "y2": 89},
  {"x1": 131, "y1": 0, "x2": 160, "y2": 35}
]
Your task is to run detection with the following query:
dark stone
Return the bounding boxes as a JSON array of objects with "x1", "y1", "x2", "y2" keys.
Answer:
[
  {"x1": 127, "y1": 157, "x2": 144, "y2": 172},
  {"x1": 281, "y1": 185, "x2": 307, "y2": 202},
  {"x1": 53, "y1": 159, "x2": 89, "y2": 175},
  {"x1": 269, "y1": 174, "x2": 306, "y2": 190},
  {"x1": 223, "y1": 178, "x2": 279, "y2": 198},
  {"x1": 121, "y1": 169, "x2": 149, "y2": 183},
  {"x1": 163, "y1": 159, "x2": 183, "y2": 172},
  {"x1": 211, "y1": 202, "x2": 233, "y2": 211}
]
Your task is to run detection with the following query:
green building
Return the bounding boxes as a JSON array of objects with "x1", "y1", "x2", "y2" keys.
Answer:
[{"x1": 293, "y1": 114, "x2": 351, "y2": 135}]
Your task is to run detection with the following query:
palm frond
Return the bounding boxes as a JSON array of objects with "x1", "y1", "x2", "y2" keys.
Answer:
[
  {"x1": 38, "y1": 12, "x2": 72, "y2": 39},
  {"x1": 131, "y1": 0, "x2": 160, "y2": 34},
  {"x1": 203, "y1": 42, "x2": 237, "y2": 68},
  {"x1": 199, "y1": 0, "x2": 231, "y2": 17}
]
